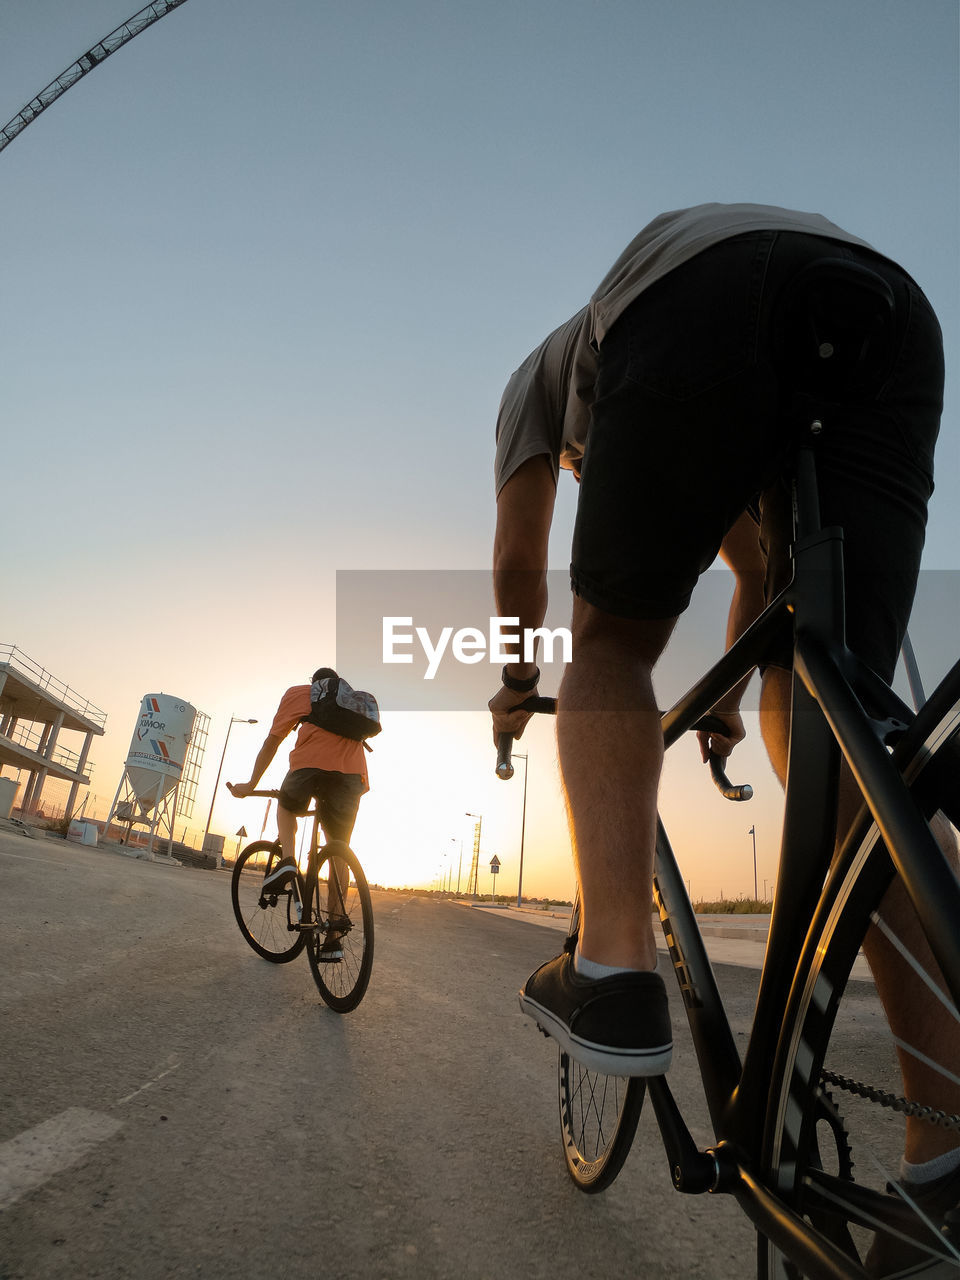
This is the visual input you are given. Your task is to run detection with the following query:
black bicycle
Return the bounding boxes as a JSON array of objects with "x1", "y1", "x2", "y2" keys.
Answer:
[
  {"x1": 229, "y1": 789, "x2": 374, "y2": 1012},
  {"x1": 496, "y1": 258, "x2": 960, "y2": 1278}
]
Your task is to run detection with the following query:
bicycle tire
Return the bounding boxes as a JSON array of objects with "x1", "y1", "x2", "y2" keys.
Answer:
[
  {"x1": 758, "y1": 661, "x2": 960, "y2": 1279},
  {"x1": 304, "y1": 842, "x2": 374, "y2": 1012},
  {"x1": 554, "y1": 900, "x2": 646, "y2": 1191},
  {"x1": 231, "y1": 841, "x2": 306, "y2": 963},
  {"x1": 559, "y1": 1051, "x2": 646, "y2": 1192}
]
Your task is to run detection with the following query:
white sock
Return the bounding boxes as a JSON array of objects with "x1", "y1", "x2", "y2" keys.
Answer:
[
  {"x1": 900, "y1": 1146, "x2": 960, "y2": 1185},
  {"x1": 573, "y1": 945, "x2": 644, "y2": 979}
]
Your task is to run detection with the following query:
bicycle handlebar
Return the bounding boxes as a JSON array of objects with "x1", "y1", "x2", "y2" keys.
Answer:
[
  {"x1": 225, "y1": 784, "x2": 281, "y2": 800},
  {"x1": 494, "y1": 702, "x2": 753, "y2": 801},
  {"x1": 495, "y1": 696, "x2": 557, "y2": 779},
  {"x1": 707, "y1": 754, "x2": 753, "y2": 802}
]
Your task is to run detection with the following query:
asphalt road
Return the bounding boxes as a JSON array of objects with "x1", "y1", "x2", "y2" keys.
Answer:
[{"x1": 0, "y1": 825, "x2": 777, "y2": 1279}]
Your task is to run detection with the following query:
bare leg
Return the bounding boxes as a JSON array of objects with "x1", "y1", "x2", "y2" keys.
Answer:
[
  {"x1": 556, "y1": 599, "x2": 676, "y2": 971},
  {"x1": 276, "y1": 805, "x2": 297, "y2": 863},
  {"x1": 761, "y1": 668, "x2": 960, "y2": 1161}
]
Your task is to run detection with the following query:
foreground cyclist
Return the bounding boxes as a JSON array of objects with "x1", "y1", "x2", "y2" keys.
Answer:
[{"x1": 489, "y1": 202, "x2": 954, "y2": 1274}]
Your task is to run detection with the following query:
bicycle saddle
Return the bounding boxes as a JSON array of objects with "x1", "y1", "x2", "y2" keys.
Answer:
[{"x1": 774, "y1": 256, "x2": 897, "y2": 402}]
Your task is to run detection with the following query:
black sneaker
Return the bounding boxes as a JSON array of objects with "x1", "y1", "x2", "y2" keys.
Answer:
[
  {"x1": 261, "y1": 856, "x2": 297, "y2": 895},
  {"x1": 317, "y1": 933, "x2": 344, "y2": 963},
  {"x1": 518, "y1": 948, "x2": 672, "y2": 1077},
  {"x1": 866, "y1": 1160, "x2": 960, "y2": 1277}
]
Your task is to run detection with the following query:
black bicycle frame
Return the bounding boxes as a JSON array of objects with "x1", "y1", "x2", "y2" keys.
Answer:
[{"x1": 650, "y1": 447, "x2": 960, "y2": 1279}]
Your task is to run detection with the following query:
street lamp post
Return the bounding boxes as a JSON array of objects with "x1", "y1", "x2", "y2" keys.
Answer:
[
  {"x1": 465, "y1": 812, "x2": 482, "y2": 898},
  {"x1": 513, "y1": 752, "x2": 529, "y2": 908},
  {"x1": 203, "y1": 716, "x2": 258, "y2": 868},
  {"x1": 749, "y1": 825, "x2": 758, "y2": 900}
]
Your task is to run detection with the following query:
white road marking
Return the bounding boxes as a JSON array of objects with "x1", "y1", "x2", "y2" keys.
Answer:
[
  {"x1": 0, "y1": 1107, "x2": 122, "y2": 1210},
  {"x1": 0, "y1": 849, "x2": 91, "y2": 874},
  {"x1": 115, "y1": 1059, "x2": 181, "y2": 1106}
]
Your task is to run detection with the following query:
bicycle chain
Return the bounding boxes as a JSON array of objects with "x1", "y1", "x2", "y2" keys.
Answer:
[{"x1": 821, "y1": 1069, "x2": 960, "y2": 1133}]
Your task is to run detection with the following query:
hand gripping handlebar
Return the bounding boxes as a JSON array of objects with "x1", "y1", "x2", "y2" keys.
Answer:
[{"x1": 495, "y1": 701, "x2": 752, "y2": 802}]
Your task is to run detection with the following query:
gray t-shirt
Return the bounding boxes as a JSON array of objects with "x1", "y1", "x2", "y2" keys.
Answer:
[{"x1": 494, "y1": 203, "x2": 878, "y2": 495}]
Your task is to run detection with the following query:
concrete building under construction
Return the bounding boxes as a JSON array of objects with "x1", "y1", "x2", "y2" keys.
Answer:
[{"x1": 0, "y1": 644, "x2": 105, "y2": 822}]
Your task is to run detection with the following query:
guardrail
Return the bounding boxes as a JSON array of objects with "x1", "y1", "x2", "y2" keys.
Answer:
[{"x1": 0, "y1": 644, "x2": 107, "y2": 729}]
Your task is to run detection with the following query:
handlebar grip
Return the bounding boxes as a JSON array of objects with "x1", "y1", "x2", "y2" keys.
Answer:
[
  {"x1": 515, "y1": 695, "x2": 557, "y2": 714},
  {"x1": 708, "y1": 753, "x2": 753, "y2": 802},
  {"x1": 496, "y1": 733, "x2": 515, "y2": 780},
  {"x1": 494, "y1": 695, "x2": 557, "y2": 779},
  {"x1": 693, "y1": 713, "x2": 732, "y2": 737}
]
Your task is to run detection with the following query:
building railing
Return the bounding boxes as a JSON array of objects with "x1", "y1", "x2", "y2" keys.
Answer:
[
  {"x1": 0, "y1": 644, "x2": 107, "y2": 730},
  {"x1": 2, "y1": 721, "x2": 94, "y2": 777}
]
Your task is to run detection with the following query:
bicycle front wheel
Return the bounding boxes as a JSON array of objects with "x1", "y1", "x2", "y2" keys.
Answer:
[
  {"x1": 559, "y1": 1052, "x2": 645, "y2": 1192},
  {"x1": 759, "y1": 662, "x2": 960, "y2": 1279},
  {"x1": 231, "y1": 841, "x2": 305, "y2": 963},
  {"x1": 304, "y1": 842, "x2": 374, "y2": 1012},
  {"x1": 555, "y1": 898, "x2": 645, "y2": 1192}
]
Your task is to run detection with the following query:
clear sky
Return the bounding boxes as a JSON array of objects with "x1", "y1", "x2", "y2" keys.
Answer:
[{"x1": 1, "y1": 0, "x2": 957, "y2": 900}]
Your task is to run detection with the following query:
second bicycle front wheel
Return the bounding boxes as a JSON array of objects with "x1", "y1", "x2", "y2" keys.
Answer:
[
  {"x1": 231, "y1": 841, "x2": 305, "y2": 963},
  {"x1": 304, "y1": 841, "x2": 374, "y2": 1012}
]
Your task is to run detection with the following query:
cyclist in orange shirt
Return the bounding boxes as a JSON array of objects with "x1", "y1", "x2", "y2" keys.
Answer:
[{"x1": 228, "y1": 666, "x2": 369, "y2": 894}]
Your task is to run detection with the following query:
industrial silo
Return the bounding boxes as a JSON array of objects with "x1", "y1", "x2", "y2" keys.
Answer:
[
  {"x1": 124, "y1": 694, "x2": 197, "y2": 810},
  {"x1": 102, "y1": 692, "x2": 200, "y2": 858}
]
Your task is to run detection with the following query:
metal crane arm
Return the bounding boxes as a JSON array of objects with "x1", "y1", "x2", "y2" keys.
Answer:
[{"x1": 1, "y1": 0, "x2": 191, "y2": 155}]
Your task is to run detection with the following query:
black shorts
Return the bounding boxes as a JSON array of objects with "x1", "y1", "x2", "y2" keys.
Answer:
[
  {"x1": 277, "y1": 768, "x2": 364, "y2": 843},
  {"x1": 570, "y1": 230, "x2": 944, "y2": 682}
]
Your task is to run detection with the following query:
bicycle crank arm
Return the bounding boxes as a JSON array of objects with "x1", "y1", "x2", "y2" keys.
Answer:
[{"x1": 647, "y1": 1077, "x2": 739, "y2": 1194}]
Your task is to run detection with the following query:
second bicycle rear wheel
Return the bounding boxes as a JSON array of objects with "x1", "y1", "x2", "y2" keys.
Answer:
[{"x1": 304, "y1": 841, "x2": 374, "y2": 1012}]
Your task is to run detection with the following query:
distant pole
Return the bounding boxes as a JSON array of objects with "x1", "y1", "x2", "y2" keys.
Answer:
[
  {"x1": 465, "y1": 813, "x2": 482, "y2": 898},
  {"x1": 260, "y1": 798, "x2": 272, "y2": 838},
  {"x1": 901, "y1": 631, "x2": 926, "y2": 711},
  {"x1": 202, "y1": 715, "x2": 258, "y2": 867},
  {"x1": 749, "y1": 826, "x2": 757, "y2": 900},
  {"x1": 514, "y1": 753, "x2": 529, "y2": 908}
]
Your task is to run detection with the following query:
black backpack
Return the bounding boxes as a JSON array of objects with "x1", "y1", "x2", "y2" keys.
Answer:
[{"x1": 302, "y1": 673, "x2": 381, "y2": 743}]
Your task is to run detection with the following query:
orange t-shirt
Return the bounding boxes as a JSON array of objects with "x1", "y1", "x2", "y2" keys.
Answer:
[{"x1": 269, "y1": 685, "x2": 369, "y2": 791}]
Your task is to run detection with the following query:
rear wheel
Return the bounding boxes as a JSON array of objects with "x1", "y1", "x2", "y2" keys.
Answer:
[
  {"x1": 304, "y1": 842, "x2": 374, "y2": 1011},
  {"x1": 231, "y1": 841, "x2": 305, "y2": 963},
  {"x1": 758, "y1": 663, "x2": 960, "y2": 1278}
]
